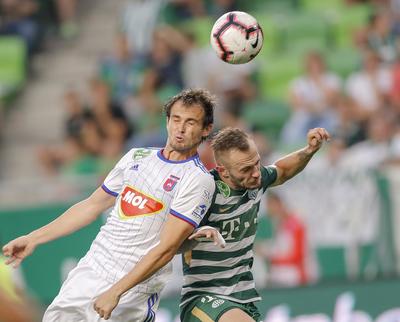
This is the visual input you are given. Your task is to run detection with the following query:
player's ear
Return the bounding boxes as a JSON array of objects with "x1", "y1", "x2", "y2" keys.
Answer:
[
  {"x1": 202, "y1": 123, "x2": 213, "y2": 138},
  {"x1": 216, "y1": 165, "x2": 229, "y2": 178}
]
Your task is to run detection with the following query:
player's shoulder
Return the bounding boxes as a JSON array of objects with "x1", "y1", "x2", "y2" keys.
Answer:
[
  {"x1": 262, "y1": 164, "x2": 277, "y2": 178},
  {"x1": 127, "y1": 147, "x2": 159, "y2": 160},
  {"x1": 185, "y1": 157, "x2": 214, "y2": 184},
  {"x1": 187, "y1": 156, "x2": 209, "y2": 174},
  {"x1": 114, "y1": 147, "x2": 159, "y2": 168},
  {"x1": 261, "y1": 165, "x2": 278, "y2": 189}
]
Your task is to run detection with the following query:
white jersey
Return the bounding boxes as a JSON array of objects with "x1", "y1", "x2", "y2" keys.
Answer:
[{"x1": 82, "y1": 148, "x2": 215, "y2": 293}]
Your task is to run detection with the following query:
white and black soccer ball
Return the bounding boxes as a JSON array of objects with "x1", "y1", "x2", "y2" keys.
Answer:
[{"x1": 210, "y1": 11, "x2": 263, "y2": 64}]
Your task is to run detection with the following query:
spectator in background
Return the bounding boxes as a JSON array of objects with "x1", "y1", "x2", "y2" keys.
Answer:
[
  {"x1": 155, "y1": 26, "x2": 209, "y2": 90},
  {"x1": 390, "y1": 121, "x2": 400, "y2": 160},
  {"x1": 366, "y1": 10, "x2": 399, "y2": 64},
  {"x1": 309, "y1": 136, "x2": 347, "y2": 172},
  {"x1": 0, "y1": 0, "x2": 40, "y2": 55},
  {"x1": 208, "y1": 0, "x2": 239, "y2": 18},
  {"x1": 390, "y1": 58, "x2": 400, "y2": 111},
  {"x1": 121, "y1": 0, "x2": 165, "y2": 54},
  {"x1": 37, "y1": 89, "x2": 96, "y2": 176},
  {"x1": 166, "y1": 0, "x2": 206, "y2": 21},
  {"x1": 333, "y1": 96, "x2": 366, "y2": 146},
  {"x1": 341, "y1": 110, "x2": 397, "y2": 169},
  {"x1": 86, "y1": 78, "x2": 132, "y2": 146},
  {"x1": 147, "y1": 27, "x2": 185, "y2": 92},
  {"x1": 255, "y1": 192, "x2": 316, "y2": 287},
  {"x1": 147, "y1": 24, "x2": 257, "y2": 127},
  {"x1": 38, "y1": 81, "x2": 133, "y2": 177},
  {"x1": 98, "y1": 33, "x2": 147, "y2": 112},
  {"x1": 54, "y1": 0, "x2": 78, "y2": 39},
  {"x1": 122, "y1": 25, "x2": 188, "y2": 149},
  {"x1": 281, "y1": 51, "x2": 341, "y2": 146},
  {"x1": 345, "y1": 50, "x2": 392, "y2": 121},
  {"x1": 206, "y1": 52, "x2": 257, "y2": 119},
  {"x1": 391, "y1": 0, "x2": 400, "y2": 36},
  {"x1": 251, "y1": 129, "x2": 273, "y2": 163},
  {"x1": 84, "y1": 78, "x2": 132, "y2": 173}
]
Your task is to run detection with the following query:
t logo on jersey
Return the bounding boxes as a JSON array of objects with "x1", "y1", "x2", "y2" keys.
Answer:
[
  {"x1": 119, "y1": 185, "x2": 164, "y2": 219},
  {"x1": 163, "y1": 175, "x2": 180, "y2": 192}
]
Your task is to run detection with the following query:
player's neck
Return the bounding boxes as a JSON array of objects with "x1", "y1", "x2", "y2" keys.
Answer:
[{"x1": 162, "y1": 146, "x2": 198, "y2": 161}]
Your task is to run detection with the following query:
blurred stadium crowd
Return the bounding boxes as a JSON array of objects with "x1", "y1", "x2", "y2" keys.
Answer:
[
  {"x1": 1, "y1": 0, "x2": 400, "y2": 318},
  {"x1": 2, "y1": 0, "x2": 400, "y2": 177}
]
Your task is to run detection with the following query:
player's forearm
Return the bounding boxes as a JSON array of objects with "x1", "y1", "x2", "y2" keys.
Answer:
[
  {"x1": 28, "y1": 199, "x2": 102, "y2": 246},
  {"x1": 110, "y1": 245, "x2": 177, "y2": 297},
  {"x1": 273, "y1": 146, "x2": 316, "y2": 185}
]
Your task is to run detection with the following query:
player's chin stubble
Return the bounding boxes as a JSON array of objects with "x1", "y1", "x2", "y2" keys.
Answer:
[{"x1": 172, "y1": 137, "x2": 202, "y2": 152}]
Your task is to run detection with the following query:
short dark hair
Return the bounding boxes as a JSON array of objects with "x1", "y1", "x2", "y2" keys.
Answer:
[
  {"x1": 163, "y1": 88, "x2": 215, "y2": 128},
  {"x1": 211, "y1": 127, "x2": 250, "y2": 159}
]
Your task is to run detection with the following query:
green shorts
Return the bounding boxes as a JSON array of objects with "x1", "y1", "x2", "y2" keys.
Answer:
[{"x1": 180, "y1": 295, "x2": 261, "y2": 322}]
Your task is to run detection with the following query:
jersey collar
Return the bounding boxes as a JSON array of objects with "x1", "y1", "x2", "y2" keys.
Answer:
[{"x1": 157, "y1": 149, "x2": 199, "y2": 164}]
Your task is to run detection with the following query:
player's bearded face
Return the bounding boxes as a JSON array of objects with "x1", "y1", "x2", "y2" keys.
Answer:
[
  {"x1": 223, "y1": 144, "x2": 262, "y2": 190},
  {"x1": 228, "y1": 166, "x2": 262, "y2": 190},
  {"x1": 167, "y1": 102, "x2": 211, "y2": 152}
]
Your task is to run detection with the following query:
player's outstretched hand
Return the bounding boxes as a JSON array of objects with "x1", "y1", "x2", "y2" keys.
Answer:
[
  {"x1": 2, "y1": 235, "x2": 36, "y2": 268},
  {"x1": 188, "y1": 226, "x2": 226, "y2": 248},
  {"x1": 93, "y1": 290, "x2": 120, "y2": 320},
  {"x1": 307, "y1": 128, "x2": 330, "y2": 152}
]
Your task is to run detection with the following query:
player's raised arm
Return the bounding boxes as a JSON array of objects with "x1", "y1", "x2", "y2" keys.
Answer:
[
  {"x1": 93, "y1": 215, "x2": 195, "y2": 320},
  {"x1": 272, "y1": 127, "x2": 330, "y2": 186},
  {"x1": 2, "y1": 187, "x2": 115, "y2": 268}
]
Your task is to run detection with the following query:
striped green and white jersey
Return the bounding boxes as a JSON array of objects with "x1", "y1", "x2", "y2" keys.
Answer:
[{"x1": 180, "y1": 165, "x2": 277, "y2": 307}]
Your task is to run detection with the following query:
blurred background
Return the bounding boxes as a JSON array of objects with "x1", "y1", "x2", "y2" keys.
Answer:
[{"x1": 0, "y1": 0, "x2": 400, "y2": 321}]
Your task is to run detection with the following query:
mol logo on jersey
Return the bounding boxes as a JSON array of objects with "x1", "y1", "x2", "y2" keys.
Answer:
[{"x1": 119, "y1": 185, "x2": 164, "y2": 219}]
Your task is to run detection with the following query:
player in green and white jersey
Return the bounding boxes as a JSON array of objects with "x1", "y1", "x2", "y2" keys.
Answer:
[{"x1": 180, "y1": 127, "x2": 330, "y2": 322}]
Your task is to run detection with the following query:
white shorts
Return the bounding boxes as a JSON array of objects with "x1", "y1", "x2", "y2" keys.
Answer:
[{"x1": 42, "y1": 262, "x2": 160, "y2": 322}]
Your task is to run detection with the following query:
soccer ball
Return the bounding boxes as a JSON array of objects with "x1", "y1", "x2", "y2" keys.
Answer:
[{"x1": 210, "y1": 11, "x2": 263, "y2": 64}]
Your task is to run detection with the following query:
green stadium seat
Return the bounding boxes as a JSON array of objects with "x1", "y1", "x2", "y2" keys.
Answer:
[
  {"x1": 0, "y1": 36, "x2": 27, "y2": 103},
  {"x1": 301, "y1": 0, "x2": 344, "y2": 13},
  {"x1": 179, "y1": 17, "x2": 213, "y2": 48},
  {"x1": 260, "y1": 0, "x2": 298, "y2": 12},
  {"x1": 258, "y1": 11, "x2": 334, "y2": 56},
  {"x1": 156, "y1": 84, "x2": 180, "y2": 103},
  {"x1": 334, "y1": 4, "x2": 371, "y2": 48},
  {"x1": 284, "y1": 12, "x2": 330, "y2": 46},
  {"x1": 158, "y1": 4, "x2": 179, "y2": 25},
  {"x1": 258, "y1": 54, "x2": 301, "y2": 100},
  {"x1": 327, "y1": 47, "x2": 361, "y2": 78},
  {"x1": 243, "y1": 98, "x2": 291, "y2": 140},
  {"x1": 253, "y1": 13, "x2": 281, "y2": 55},
  {"x1": 299, "y1": 1, "x2": 371, "y2": 49}
]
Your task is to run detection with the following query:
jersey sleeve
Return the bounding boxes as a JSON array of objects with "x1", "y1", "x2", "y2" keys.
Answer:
[
  {"x1": 261, "y1": 165, "x2": 278, "y2": 192},
  {"x1": 169, "y1": 172, "x2": 215, "y2": 228},
  {"x1": 102, "y1": 149, "x2": 135, "y2": 197}
]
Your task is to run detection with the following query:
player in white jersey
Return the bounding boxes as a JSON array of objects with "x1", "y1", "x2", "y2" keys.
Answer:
[
  {"x1": 2, "y1": 89, "x2": 224, "y2": 321},
  {"x1": 181, "y1": 127, "x2": 330, "y2": 322}
]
